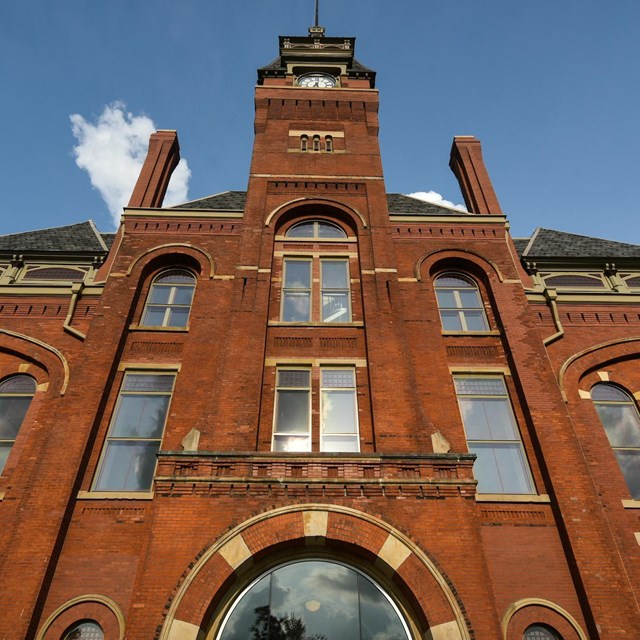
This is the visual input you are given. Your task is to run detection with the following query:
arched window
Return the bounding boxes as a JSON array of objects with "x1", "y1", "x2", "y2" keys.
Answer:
[
  {"x1": 300, "y1": 135, "x2": 308, "y2": 152},
  {"x1": 63, "y1": 620, "x2": 104, "y2": 639},
  {"x1": 434, "y1": 273, "x2": 489, "y2": 332},
  {"x1": 523, "y1": 624, "x2": 561, "y2": 639},
  {"x1": 0, "y1": 375, "x2": 36, "y2": 474},
  {"x1": 592, "y1": 383, "x2": 640, "y2": 498},
  {"x1": 312, "y1": 135, "x2": 321, "y2": 152},
  {"x1": 217, "y1": 560, "x2": 411, "y2": 640},
  {"x1": 325, "y1": 135, "x2": 333, "y2": 152},
  {"x1": 141, "y1": 269, "x2": 196, "y2": 328},
  {"x1": 285, "y1": 220, "x2": 347, "y2": 239}
]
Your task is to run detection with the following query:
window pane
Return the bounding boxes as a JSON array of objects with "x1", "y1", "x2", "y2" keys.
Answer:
[
  {"x1": 317, "y1": 222, "x2": 346, "y2": 238},
  {"x1": 167, "y1": 307, "x2": 190, "y2": 328},
  {"x1": 463, "y1": 310, "x2": 489, "y2": 331},
  {"x1": 322, "y1": 391, "x2": 357, "y2": 434},
  {"x1": 218, "y1": 575, "x2": 271, "y2": 640},
  {"x1": 614, "y1": 450, "x2": 640, "y2": 499},
  {"x1": 455, "y1": 378, "x2": 506, "y2": 396},
  {"x1": 592, "y1": 384, "x2": 630, "y2": 402},
  {"x1": 275, "y1": 390, "x2": 309, "y2": 433},
  {"x1": 141, "y1": 306, "x2": 167, "y2": 326},
  {"x1": 322, "y1": 370, "x2": 355, "y2": 388},
  {"x1": 460, "y1": 398, "x2": 517, "y2": 441},
  {"x1": 437, "y1": 275, "x2": 473, "y2": 288},
  {"x1": 0, "y1": 443, "x2": 11, "y2": 474},
  {"x1": 322, "y1": 435, "x2": 359, "y2": 452},
  {"x1": 64, "y1": 621, "x2": 104, "y2": 640},
  {"x1": 95, "y1": 441, "x2": 160, "y2": 491},
  {"x1": 148, "y1": 285, "x2": 172, "y2": 304},
  {"x1": 322, "y1": 261, "x2": 348, "y2": 289},
  {"x1": 272, "y1": 434, "x2": 311, "y2": 452},
  {"x1": 358, "y1": 573, "x2": 408, "y2": 640},
  {"x1": 283, "y1": 292, "x2": 311, "y2": 321},
  {"x1": 440, "y1": 311, "x2": 463, "y2": 331},
  {"x1": 595, "y1": 404, "x2": 640, "y2": 447},
  {"x1": 470, "y1": 443, "x2": 533, "y2": 494},
  {"x1": 0, "y1": 397, "x2": 32, "y2": 439},
  {"x1": 278, "y1": 370, "x2": 310, "y2": 388},
  {"x1": 123, "y1": 374, "x2": 174, "y2": 392},
  {"x1": 284, "y1": 261, "x2": 311, "y2": 288},
  {"x1": 173, "y1": 285, "x2": 195, "y2": 305},
  {"x1": 111, "y1": 395, "x2": 169, "y2": 438},
  {"x1": 322, "y1": 292, "x2": 350, "y2": 322},
  {"x1": 286, "y1": 222, "x2": 315, "y2": 237},
  {"x1": 155, "y1": 270, "x2": 194, "y2": 284},
  {"x1": 0, "y1": 376, "x2": 36, "y2": 393},
  {"x1": 458, "y1": 289, "x2": 482, "y2": 308},
  {"x1": 436, "y1": 290, "x2": 457, "y2": 308}
]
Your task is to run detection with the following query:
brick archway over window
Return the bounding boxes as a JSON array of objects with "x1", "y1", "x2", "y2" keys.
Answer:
[{"x1": 158, "y1": 504, "x2": 472, "y2": 640}]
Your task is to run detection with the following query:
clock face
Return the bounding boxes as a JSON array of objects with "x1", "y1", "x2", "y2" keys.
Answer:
[{"x1": 297, "y1": 73, "x2": 337, "y2": 88}]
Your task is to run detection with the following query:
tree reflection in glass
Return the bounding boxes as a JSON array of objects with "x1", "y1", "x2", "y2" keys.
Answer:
[{"x1": 218, "y1": 561, "x2": 410, "y2": 640}]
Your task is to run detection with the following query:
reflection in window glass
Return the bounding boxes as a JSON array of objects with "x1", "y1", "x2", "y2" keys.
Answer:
[
  {"x1": 592, "y1": 383, "x2": 640, "y2": 498},
  {"x1": 63, "y1": 621, "x2": 104, "y2": 640},
  {"x1": 273, "y1": 370, "x2": 311, "y2": 452},
  {"x1": 0, "y1": 375, "x2": 36, "y2": 474},
  {"x1": 282, "y1": 260, "x2": 312, "y2": 322},
  {"x1": 435, "y1": 273, "x2": 489, "y2": 332},
  {"x1": 94, "y1": 373, "x2": 175, "y2": 491},
  {"x1": 321, "y1": 260, "x2": 350, "y2": 322},
  {"x1": 217, "y1": 560, "x2": 410, "y2": 640},
  {"x1": 321, "y1": 369, "x2": 358, "y2": 452},
  {"x1": 455, "y1": 376, "x2": 534, "y2": 494},
  {"x1": 141, "y1": 269, "x2": 195, "y2": 328}
]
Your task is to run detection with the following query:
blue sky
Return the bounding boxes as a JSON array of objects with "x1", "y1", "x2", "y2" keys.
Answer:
[{"x1": 2, "y1": 1, "x2": 639, "y2": 243}]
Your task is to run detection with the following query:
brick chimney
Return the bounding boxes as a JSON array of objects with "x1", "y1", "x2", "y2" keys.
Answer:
[
  {"x1": 449, "y1": 136, "x2": 502, "y2": 215},
  {"x1": 128, "y1": 130, "x2": 181, "y2": 208}
]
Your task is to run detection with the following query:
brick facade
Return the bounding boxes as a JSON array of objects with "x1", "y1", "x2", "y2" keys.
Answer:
[{"x1": 0, "y1": 25, "x2": 639, "y2": 640}]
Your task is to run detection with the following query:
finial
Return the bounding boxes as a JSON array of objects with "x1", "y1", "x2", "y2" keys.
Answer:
[{"x1": 309, "y1": 0, "x2": 325, "y2": 36}]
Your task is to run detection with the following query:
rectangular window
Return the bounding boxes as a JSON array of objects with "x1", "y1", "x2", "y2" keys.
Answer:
[
  {"x1": 272, "y1": 369, "x2": 311, "y2": 452},
  {"x1": 282, "y1": 259, "x2": 312, "y2": 322},
  {"x1": 272, "y1": 367, "x2": 360, "y2": 453},
  {"x1": 281, "y1": 258, "x2": 351, "y2": 323},
  {"x1": 454, "y1": 376, "x2": 534, "y2": 494},
  {"x1": 321, "y1": 369, "x2": 359, "y2": 452},
  {"x1": 94, "y1": 372, "x2": 175, "y2": 492}
]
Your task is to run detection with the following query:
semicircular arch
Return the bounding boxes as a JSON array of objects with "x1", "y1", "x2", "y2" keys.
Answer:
[
  {"x1": 159, "y1": 504, "x2": 471, "y2": 640},
  {"x1": 125, "y1": 243, "x2": 215, "y2": 279},
  {"x1": 415, "y1": 248, "x2": 505, "y2": 283},
  {"x1": 264, "y1": 197, "x2": 367, "y2": 232}
]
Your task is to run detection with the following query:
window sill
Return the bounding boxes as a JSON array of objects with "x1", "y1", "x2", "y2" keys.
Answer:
[
  {"x1": 475, "y1": 493, "x2": 550, "y2": 503},
  {"x1": 269, "y1": 321, "x2": 364, "y2": 327},
  {"x1": 77, "y1": 490, "x2": 154, "y2": 500},
  {"x1": 622, "y1": 499, "x2": 640, "y2": 509},
  {"x1": 128, "y1": 324, "x2": 189, "y2": 332},
  {"x1": 442, "y1": 330, "x2": 500, "y2": 337}
]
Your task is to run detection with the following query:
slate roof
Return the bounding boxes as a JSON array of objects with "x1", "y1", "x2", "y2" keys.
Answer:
[
  {"x1": 0, "y1": 221, "x2": 108, "y2": 254},
  {"x1": 521, "y1": 228, "x2": 640, "y2": 259},
  {"x1": 512, "y1": 238, "x2": 531, "y2": 257},
  {"x1": 172, "y1": 191, "x2": 467, "y2": 216}
]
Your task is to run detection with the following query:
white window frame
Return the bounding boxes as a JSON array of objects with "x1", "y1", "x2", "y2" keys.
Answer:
[
  {"x1": 272, "y1": 368, "x2": 312, "y2": 452},
  {"x1": 320, "y1": 367, "x2": 359, "y2": 452},
  {"x1": 93, "y1": 371, "x2": 176, "y2": 492},
  {"x1": 454, "y1": 375, "x2": 534, "y2": 495}
]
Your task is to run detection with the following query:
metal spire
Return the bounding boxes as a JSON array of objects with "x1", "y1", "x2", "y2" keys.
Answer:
[
  {"x1": 309, "y1": 0, "x2": 325, "y2": 36},
  {"x1": 315, "y1": 0, "x2": 320, "y2": 27}
]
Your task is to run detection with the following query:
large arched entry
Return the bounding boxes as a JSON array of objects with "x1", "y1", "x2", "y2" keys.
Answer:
[{"x1": 158, "y1": 505, "x2": 471, "y2": 640}]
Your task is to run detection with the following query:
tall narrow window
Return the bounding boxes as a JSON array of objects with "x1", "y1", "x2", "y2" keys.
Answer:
[
  {"x1": 592, "y1": 383, "x2": 640, "y2": 499},
  {"x1": 321, "y1": 259, "x2": 351, "y2": 322},
  {"x1": 94, "y1": 373, "x2": 175, "y2": 492},
  {"x1": 455, "y1": 376, "x2": 534, "y2": 494},
  {"x1": 0, "y1": 375, "x2": 35, "y2": 474},
  {"x1": 273, "y1": 369, "x2": 311, "y2": 452},
  {"x1": 312, "y1": 135, "x2": 321, "y2": 151},
  {"x1": 300, "y1": 135, "x2": 308, "y2": 151},
  {"x1": 435, "y1": 273, "x2": 489, "y2": 332},
  {"x1": 282, "y1": 259, "x2": 312, "y2": 322},
  {"x1": 325, "y1": 135, "x2": 333, "y2": 152},
  {"x1": 141, "y1": 269, "x2": 195, "y2": 328},
  {"x1": 321, "y1": 369, "x2": 359, "y2": 452}
]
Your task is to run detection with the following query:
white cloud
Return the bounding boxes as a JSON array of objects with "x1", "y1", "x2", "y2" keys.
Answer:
[
  {"x1": 406, "y1": 190, "x2": 467, "y2": 212},
  {"x1": 70, "y1": 101, "x2": 190, "y2": 227}
]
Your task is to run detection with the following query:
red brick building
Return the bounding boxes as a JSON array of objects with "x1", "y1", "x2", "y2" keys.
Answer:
[{"x1": 1, "y1": 22, "x2": 639, "y2": 640}]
